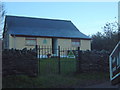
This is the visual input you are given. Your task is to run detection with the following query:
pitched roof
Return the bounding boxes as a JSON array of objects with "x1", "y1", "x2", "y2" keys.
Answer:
[{"x1": 5, "y1": 15, "x2": 91, "y2": 39}]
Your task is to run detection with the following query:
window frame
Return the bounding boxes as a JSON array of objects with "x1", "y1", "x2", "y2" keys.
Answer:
[
  {"x1": 71, "y1": 39, "x2": 80, "y2": 47},
  {"x1": 25, "y1": 37, "x2": 37, "y2": 46}
]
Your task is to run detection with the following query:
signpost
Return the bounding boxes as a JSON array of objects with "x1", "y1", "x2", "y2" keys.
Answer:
[{"x1": 109, "y1": 41, "x2": 120, "y2": 85}]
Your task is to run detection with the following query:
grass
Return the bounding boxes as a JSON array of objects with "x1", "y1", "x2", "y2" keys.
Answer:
[
  {"x1": 2, "y1": 72, "x2": 109, "y2": 88},
  {"x1": 39, "y1": 58, "x2": 76, "y2": 75}
]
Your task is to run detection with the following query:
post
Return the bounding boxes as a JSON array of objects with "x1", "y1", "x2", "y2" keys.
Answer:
[
  {"x1": 52, "y1": 38, "x2": 58, "y2": 56},
  {"x1": 42, "y1": 45, "x2": 43, "y2": 58},
  {"x1": 35, "y1": 45, "x2": 39, "y2": 75},
  {"x1": 35, "y1": 45, "x2": 38, "y2": 58},
  {"x1": 76, "y1": 47, "x2": 81, "y2": 73},
  {"x1": 58, "y1": 46, "x2": 61, "y2": 74},
  {"x1": 38, "y1": 45, "x2": 40, "y2": 75},
  {"x1": 13, "y1": 35, "x2": 16, "y2": 49}
]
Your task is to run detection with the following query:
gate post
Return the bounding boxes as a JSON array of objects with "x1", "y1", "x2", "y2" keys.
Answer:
[
  {"x1": 35, "y1": 45, "x2": 39, "y2": 76},
  {"x1": 76, "y1": 47, "x2": 81, "y2": 73},
  {"x1": 35, "y1": 45, "x2": 38, "y2": 58},
  {"x1": 38, "y1": 45, "x2": 40, "y2": 75},
  {"x1": 58, "y1": 46, "x2": 61, "y2": 74}
]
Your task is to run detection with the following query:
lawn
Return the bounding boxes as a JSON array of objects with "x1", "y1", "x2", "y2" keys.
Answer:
[
  {"x1": 2, "y1": 72, "x2": 109, "y2": 88},
  {"x1": 39, "y1": 58, "x2": 76, "y2": 75}
]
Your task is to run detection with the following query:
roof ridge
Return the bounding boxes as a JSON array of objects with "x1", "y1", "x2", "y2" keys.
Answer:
[{"x1": 6, "y1": 15, "x2": 71, "y2": 22}]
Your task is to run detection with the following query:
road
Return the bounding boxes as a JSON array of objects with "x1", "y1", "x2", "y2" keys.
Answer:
[{"x1": 84, "y1": 81, "x2": 118, "y2": 88}]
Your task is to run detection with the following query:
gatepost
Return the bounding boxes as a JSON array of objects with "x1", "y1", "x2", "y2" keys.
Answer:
[
  {"x1": 58, "y1": 46, "x2": 61, "y2": 74},
  {"x1": 76, "y1": 47, "x2": 82, "y2": 73}
]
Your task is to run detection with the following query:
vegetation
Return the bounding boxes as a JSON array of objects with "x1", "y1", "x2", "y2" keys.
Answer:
[
  {"x1": 2, "y1": 72, "x2": 109, "y2": 88},
  {"x1": 3, "y1": 57, "x2": 110, "y2": 88},
  {"x1": 39, "y1": 58, "x2": 76, "y2": 75},
  {"x1": 91, "y1": 21, "x2": 119, "y2": 52}
]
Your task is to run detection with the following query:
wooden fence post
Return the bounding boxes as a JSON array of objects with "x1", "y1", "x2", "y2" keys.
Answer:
[{"x1": 58, "y1": 46, "x2": 61, "y2": 74}]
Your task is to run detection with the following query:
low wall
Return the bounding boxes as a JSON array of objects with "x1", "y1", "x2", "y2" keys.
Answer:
[
  {"x1": 2, "y1": 48, "x2": 110, "y2": 76},
  {"x1": 79, "y1": 50, "x2": 110, "y2": 72},
  {"x1": 2, "y1": 48, "x2": 38, "y2": 77}
]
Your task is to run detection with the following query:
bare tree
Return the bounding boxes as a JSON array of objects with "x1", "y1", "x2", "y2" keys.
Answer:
[
  {"x1": 0, "y1": 2, "x2": 5, "y2": 38},
  {"x1": 91, "y1": 21, "x2": 118, "y2": 52}
]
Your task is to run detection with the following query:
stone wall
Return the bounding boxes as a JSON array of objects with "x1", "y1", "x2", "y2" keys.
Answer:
[
  {"x1": 78, "y1": 50, "x2": 110, "y2": 72},
  {"x1": 2, "y1": 48, "x2": 38, "y2": 77}
]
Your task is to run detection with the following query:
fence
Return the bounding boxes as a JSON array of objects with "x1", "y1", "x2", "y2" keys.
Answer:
[
  {"x1": 35, "y1": 45, "x2": 77, "y2": 58},
  {"x1": 35, "y1": 45, "x2": 110, "y2": 75},
  {"x1": 2, "y1": 46, "x2": 110, "y2": 76},
  {"x1": 35, "y1": 45, "x2": 81, "y2": 75}
]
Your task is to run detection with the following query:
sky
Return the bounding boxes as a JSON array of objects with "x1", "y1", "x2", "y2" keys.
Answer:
[{"x1": 4, "y1": 2, "x2": 118, "y2": 36}]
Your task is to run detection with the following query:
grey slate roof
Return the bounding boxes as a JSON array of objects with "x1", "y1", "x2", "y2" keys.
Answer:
[{"x1": 5, "y1": 15, "x2": 91, "y2": 39}]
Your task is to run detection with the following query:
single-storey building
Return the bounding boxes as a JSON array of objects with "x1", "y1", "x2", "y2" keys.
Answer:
[{"x1": 3, "y1": 15, "x2": 91, "y2": 55}]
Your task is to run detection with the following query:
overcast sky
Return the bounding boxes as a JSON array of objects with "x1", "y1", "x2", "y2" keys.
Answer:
[{"x1": 4, "y1": 2, "x2": 118, "y2": 36}]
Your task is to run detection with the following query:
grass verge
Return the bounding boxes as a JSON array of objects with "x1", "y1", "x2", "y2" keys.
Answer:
[{"x1": 2, "y1": 72, "x2": 109, "y2": 88}]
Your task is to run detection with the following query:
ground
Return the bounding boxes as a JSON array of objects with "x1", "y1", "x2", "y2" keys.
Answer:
[
  {"x1": 3, "y1": 72, "x2": 117, "y2": 88},
  {"x1": 85, "y1": 81, "x2": 118, "y2": 88},
  {"x1": 3, "y1": 58, "x2": 117, "y2": 88}
]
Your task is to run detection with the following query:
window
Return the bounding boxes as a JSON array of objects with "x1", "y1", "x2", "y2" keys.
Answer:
[
  {"x1": 25, "y1": 37, "x2": 37, "y2": 46},
  {"x1": 71, "y1": 39, "x2": 80, "y2": 47}
]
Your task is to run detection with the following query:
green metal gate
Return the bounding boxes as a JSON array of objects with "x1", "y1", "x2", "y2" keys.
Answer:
[{"x1": 35, "y1": 45, "x2": 81, "y2": 75}]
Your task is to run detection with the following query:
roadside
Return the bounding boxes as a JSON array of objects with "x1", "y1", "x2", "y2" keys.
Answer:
[{"x1": 84, "y1": 81, "x2": 118, "y2": 88}]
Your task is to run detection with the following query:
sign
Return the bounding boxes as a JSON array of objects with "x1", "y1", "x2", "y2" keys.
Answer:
[
  {"x1": 67, "y1": 50, "x2": 75, "y2": 58},
  {"x1": 43, "y1": 39, "x2": 47, "y2": 44}
]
